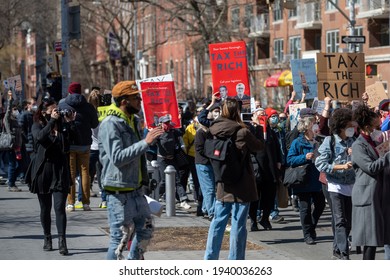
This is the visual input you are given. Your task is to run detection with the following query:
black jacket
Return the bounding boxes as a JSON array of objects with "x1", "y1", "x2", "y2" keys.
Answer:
[{"x1": 58, "y1": 94, "x2": 99, "y2": 146}]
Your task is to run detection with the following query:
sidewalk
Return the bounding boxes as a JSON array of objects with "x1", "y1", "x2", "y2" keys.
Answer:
[{"x1": 0, "y1": 182, "x2": 385, "y2": 260}]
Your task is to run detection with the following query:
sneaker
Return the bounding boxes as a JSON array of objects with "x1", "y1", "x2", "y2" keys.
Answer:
[
  {"x1": 75, "y1": 201, "x2": 83, "y2": 209},
  {"x1": 259, "y1": 220, "x2": 272, "y2": 230},
  {"x1": 66, "y1": 204, "x2": 75, "y2": 212},
  {"x1": 180, "y1": 201, "x2": 191, "y2": 210},
  {"x1": 225, "y1": 224, "x2": 232, "y2": 232},
  {"x1": 304, "y1": 237, "x2": 316, "y2": 245},
  {"x1": 83, "y1": 204, "x2": 91, "y2": 211},
  {"x1": 8, "y1": 186, "x2": 21, "y2": 192},
  {"x1": 99, "y1": 201, "x2": 107, "y2": 209},
  {"x1": 333, "y1": 249, "x2": 341, "y2": 259},
  {"x1": 270, "y1": 215, "x2": 284, "y2": 223}
]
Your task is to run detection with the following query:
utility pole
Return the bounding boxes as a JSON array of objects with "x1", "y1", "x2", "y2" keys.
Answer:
[
  {"x1": 327, "y1": 0, "x2": 356, "y2": 53},
  {"x1": 61, "y1": 0, "x2": 70, "y2": 97},
  {"x1": 134, "y1": 1, "x2": 138, "y2": 80}
]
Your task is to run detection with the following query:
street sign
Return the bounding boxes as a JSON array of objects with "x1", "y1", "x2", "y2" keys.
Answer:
[{"x1": 341, "y1": 36, "x2": 366, "y2": 44}]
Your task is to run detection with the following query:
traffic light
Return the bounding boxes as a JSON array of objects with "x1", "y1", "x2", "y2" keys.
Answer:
[{"x1": 366, "y1": 64, "x2": 377, "y2": 77}]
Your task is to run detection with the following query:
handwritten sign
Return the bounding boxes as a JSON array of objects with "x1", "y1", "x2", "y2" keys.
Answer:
[
  {"x1": 366, "y1": 82, "x2": 388, "y2": 108},
  {"x1": 317, "y1": 53, "x2": 365, "y2": 101},
  {"x1": 311, "y1": 98, "x2": 326, "y2": 115},
  {"x1": 291, "y1": 58, "x2": 318, "y2": 100},
  {"x1": 136, "y1": 74, "x2": 173, "y2": 90},
  {"x1": 289, "y1": 103, "x2": 307, "y2": 130},
  {"x1": 140, "y1": 81, "x2": 180, "y2": 129}
]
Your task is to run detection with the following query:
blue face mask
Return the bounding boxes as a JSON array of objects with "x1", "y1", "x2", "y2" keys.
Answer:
[{"x1": 270, "y1": 116, "x2": 279, "y2": 125}]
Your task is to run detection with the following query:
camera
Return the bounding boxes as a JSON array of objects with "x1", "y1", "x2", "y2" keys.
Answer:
[
  {"x1": 60, "y1": 109, "x2": 74, "y2": 118},
  {"x1": 241, "y1": 113, "x2": 252, "y2": 123}
]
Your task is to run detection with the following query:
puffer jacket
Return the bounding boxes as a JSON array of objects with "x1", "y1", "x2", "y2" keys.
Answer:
[
  {"x1": 209, "y1": 117, "x2": 264, "y2": 203},
  {"x1": 58, "y1": 94, "x2": 98, "y2": 146},
  {"x1": 4, "y1": 99, "x2": 22, "y2": 148}
]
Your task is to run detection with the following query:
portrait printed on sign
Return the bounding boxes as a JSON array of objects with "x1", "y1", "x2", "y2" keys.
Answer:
[{"x1": 139, "y1": 81, "x2": 181, "y2": 129}]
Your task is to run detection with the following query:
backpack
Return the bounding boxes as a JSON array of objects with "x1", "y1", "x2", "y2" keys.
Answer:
[{"x1": 204, "y1": 129, "x2": 243, "y2": 184}]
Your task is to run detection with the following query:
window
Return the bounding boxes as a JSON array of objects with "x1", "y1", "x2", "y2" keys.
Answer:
[
  {"x1": 326, "y1": 0, "x2": 338, "y2": 10},
  {"x1": 247, "y1": 41, "x2": 255, "y2": 66},
  {"x1": 274, "y1": 39, "x2": 284, "y2": 62},
  {"x1": 288, "y1": 6, "x2": 297, "y2": 18},
  {"x1": 244, "y1": 5, "x2": 253, "y2": 29},
  {"x1": 289, "y1": 36, "x2": 301, "y2": 59},
  {"x1": 273, "y1": 0, "x2": 283, "y2": 22},
  {"x1": 369, "y1": 19, "x2": 390, "y2": 47},
  {"x1": 326, "y1": 30, "x2": 339, "y2": 52},
  {"x1": 355, "y1": 26, "x2": 364, "y2": 52},
  {"x1": 231, "y1": 7, "x2": 240, "y2": 29}
]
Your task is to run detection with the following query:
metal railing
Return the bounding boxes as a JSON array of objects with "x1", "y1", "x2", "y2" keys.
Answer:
[
  {"x1": 249, "y1": 14, "x2": 270, "y2": 35},
  {"x1": 359, "y1": 0, "x2": 390, "y2": 12},
  {"x1": 297, "y1": 1, "x2": 321, "y2": 25}
]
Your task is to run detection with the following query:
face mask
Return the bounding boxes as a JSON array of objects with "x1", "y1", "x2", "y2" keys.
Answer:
[
  {"x1": 212, "y1": 111, "x2": 220, "y2": 120},
  {"x1": 370, "y1": 129, "x2": 383, "y2": 143},
  {"x1": 161, "y1": 122, "x2": 172, "y2": 132},
  {"x1": 125, "y1": 103, "x2": 139, "y2": 115},
  {"x1": 12, "y1": 110, "x2": 19, "y2": 117},
  {"x1": 45, "y1": 114, "x2": 51, "y2": 121},
  {"x1": 312, "y1": 123, "x2": 319, "y2": 134},
  {"x1": 345, "y1": 127, "x2": 355, "y2": 138},
  {"x1": 269, "y1": 116, "x2": 278, "y2": 125},
  {"x1": 31, "y1": 105, "x2": 38, "y2": 112}
]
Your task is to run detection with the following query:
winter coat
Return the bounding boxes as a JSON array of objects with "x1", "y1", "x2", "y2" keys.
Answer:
[
  {"x1": 26, "y1": 118, "x2": 74, "y2": 194},
  {"x1": 351, "y1": 134, "x2": 390, "y2": 247},
  {"x1": 287, "y1": 133, "x2": 322, "y2": 193},
  {"x1": 4, "y1": 99, "x2": 22, "y2": 148},
  {"x1": 58, "y1": 94, "x2": 99, "y2": 146},
  {"x1": 208, "y1": 117, "x2": 264, "y2": 203}
]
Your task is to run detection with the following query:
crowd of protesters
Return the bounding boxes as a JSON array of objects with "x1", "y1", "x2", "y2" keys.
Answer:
[{"x1": 2, "y1": 80, "x2": 389, "y2": 261}]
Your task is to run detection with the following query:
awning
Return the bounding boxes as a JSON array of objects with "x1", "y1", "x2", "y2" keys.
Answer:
[
  {"x1": 264, "y1": 70, "x2": 293, "y2": 87},
  {"x1": 264, "y1": 72, "x2": 282, "y2": 87},
  {"x1": 279, "y1": 70, "x2": 293, "y2": 86}
]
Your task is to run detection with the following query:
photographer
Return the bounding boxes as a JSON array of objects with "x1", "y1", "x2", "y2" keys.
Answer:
[
  {"x1": 58, "y1": 82, "x2": 99, "y2": 212},
  {"x1": 26, "y1": 97, "x2": 76, "y2": 255}
]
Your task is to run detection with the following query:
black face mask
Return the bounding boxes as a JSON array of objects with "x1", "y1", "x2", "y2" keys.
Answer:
[
  {"x1": 45, "y1": 114, "x2": 51, "y2": 121},
  {"x1": 125, "y1": 103, "x2": 139, "y2": 115}
]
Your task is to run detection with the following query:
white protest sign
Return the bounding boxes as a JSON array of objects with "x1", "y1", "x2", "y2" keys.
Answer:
[
  {"x1": 136, "y1": 74, "x2": 173, "y2": 89},
  {"x1": 376, "y1": 140, "x2": 390, "y2": 157},
  {"x1": 289, "y1": 103, "x2": 307, "y2": 130}
]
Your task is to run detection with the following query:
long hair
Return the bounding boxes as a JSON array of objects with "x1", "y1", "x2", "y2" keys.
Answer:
[
  {"x1": 88, "y1": 89, "x2": 101, "y2": 109},
  {"x1": 33, "y1": 97, "x2": 56, "y2": 125},
  {"x1": 221, "y1": 98, "x2": 246, "y2": 128}
]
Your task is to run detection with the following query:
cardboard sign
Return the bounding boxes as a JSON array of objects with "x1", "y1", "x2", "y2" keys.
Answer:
[
  {"x1": 317, "y1": 53, "x2": 365, "y2": 101},
  {"x1": 209, "y1": 41, "x2": 250, "y2": 101},
  {"x1": 366, "y1": 82, "x2": 388, "y2": 108},
  {"x1": 289, "y1": 103, "x2": 307, "y2": 130},
  {"x1": 140, "y1": 81, "x2": 180, "y2": 129},
  {"x1": 290, "y1": 58, "x2": 318, "y2": 100}
]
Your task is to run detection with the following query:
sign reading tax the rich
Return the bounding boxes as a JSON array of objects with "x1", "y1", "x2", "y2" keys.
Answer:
[
  {"x1": 209, "y1": 41, "x2": 250, "y2": 99},
  {"x1": 317, "y1": 53, "x2": 365, "y2": 101},
  {"x1": 140, "y1": 81, "x2": 181, "y2": 129}
]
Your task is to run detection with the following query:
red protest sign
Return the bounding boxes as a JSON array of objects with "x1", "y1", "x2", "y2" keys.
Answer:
[
  {"x1": 209, "y1": 41, "x2": 250, "y2": 101},
  {"x1": 140, "y1": 81, "x2": 181, "y2": 129}
]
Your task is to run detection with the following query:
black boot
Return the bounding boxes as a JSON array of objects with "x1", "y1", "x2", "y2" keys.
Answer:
[
  {"x1": 58, "y1": 236, "x2": 68, "y2": 255},
  {"x1": 43, "y1": 235, "x2": 52, "y2": 251}
]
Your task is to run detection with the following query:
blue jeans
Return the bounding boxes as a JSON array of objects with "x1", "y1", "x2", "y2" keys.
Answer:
[
  {"x1": 106, "y1": 189, "x2": 154, "y2": 260},
  {"x1": 196, "y1": 164, "x2": 215, "y2": 216},
  {"x1": 7, "y1": 150, "x2": 19, "y2": 187},
  {"x1": 204, "y1": 200, "x2": 250, "y2": 260}
]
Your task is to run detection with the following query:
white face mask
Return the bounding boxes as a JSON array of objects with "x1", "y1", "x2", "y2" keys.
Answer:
[
  {"x1": 312, "y1": 123, "x2": 319, "y2": 134},
  {"x1": 12, "y1": 110, "x2": 19, "y2": 118},
  {"x1": 370, "y1": 129, "x2": 383, "y2": 143},
  {"x1": 345, "y1": 127, "x2": 355, "y2": 138},
  {"x1": 212, "y1": 111, "x2": 220, "y2": 120}
]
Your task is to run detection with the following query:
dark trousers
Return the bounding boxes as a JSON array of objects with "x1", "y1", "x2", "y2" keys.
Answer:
[
  {"x1": 37, "y1": 191, "x2": 68, "y2": 236},
  {"x1": 296, "y1": 191, "x2": 326, "y2": 240},
  {"x1": 329, "y1": 192, "x2": 352, "y2": 255},
  {"x1": 249, "y1": 176, "x2": 276, "y2": 223},
  {"x1": 322, "y1": 184, "x2": 337, "y2": 251},
  {"x1": 179, "y1": 155, "x2": 202, "y2": 203},
  {"x1": 157, "y1": 157, "x2": 188, "y2": 202}
]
